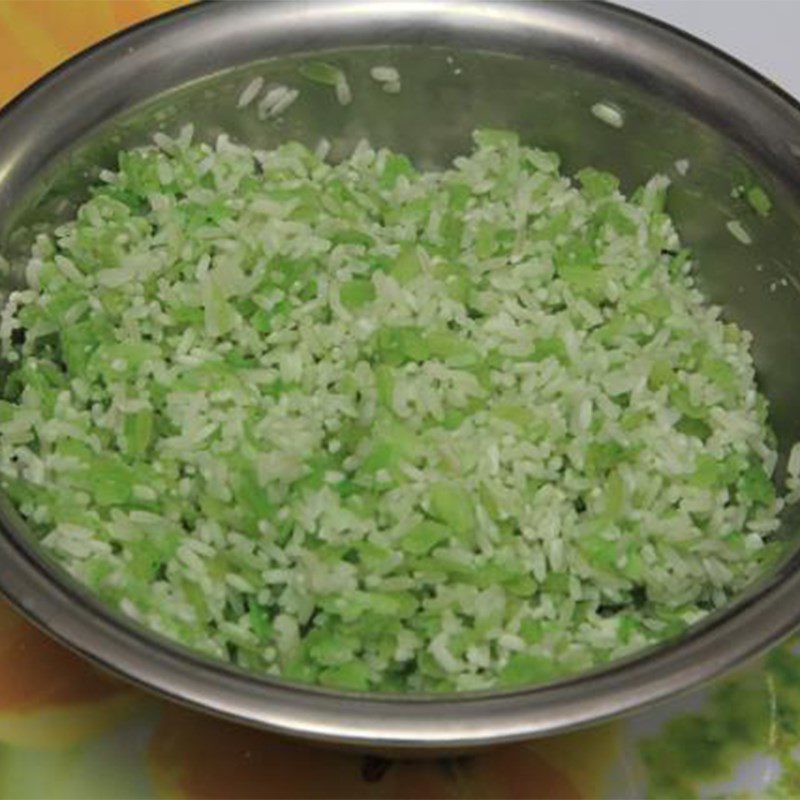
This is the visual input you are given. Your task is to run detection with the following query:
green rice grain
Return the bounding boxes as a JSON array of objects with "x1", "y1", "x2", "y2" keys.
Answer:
[
  {"x1": 746, "y1": 185, "x2": 773, "y2": 217},
  {"x1": 299, "y1": 61, "x2": 343, "y2": 86},
  {"x1": 0, "y1": 127, "x2": 792, "y2": 692}
]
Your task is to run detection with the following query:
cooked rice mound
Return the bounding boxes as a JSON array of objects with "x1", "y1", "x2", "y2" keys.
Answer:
[{"x1": 0, "y1": 128, "x2": 789, "y2": 691}]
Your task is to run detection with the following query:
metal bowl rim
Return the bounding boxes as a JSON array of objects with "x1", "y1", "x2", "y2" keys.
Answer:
[{"x1": 1, "y1": 0, "x2": 800, "y2": 749}]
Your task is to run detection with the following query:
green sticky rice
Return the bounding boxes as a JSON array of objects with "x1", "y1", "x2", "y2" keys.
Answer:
[{"x1": 0, "y1": 126, "x2": 792, "y2": 692}]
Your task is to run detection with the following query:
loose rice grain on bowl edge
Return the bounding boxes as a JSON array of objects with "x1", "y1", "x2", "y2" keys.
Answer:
[{"x1": 0, "y1": 128, "x2": 796, "y2": 692}]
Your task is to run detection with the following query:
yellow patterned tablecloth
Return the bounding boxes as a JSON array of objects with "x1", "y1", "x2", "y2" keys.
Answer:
[{"x1": 1, "y1": 3, "x2": 799, "y2": 798}]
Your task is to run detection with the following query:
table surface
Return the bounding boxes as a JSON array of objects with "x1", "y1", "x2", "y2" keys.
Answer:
[
  {"x1": 1, "y1": 2, "x2": 800, "y2": 798},
  {"x1": 620, "y1": 0, "x2": 800, "y2": 99}
]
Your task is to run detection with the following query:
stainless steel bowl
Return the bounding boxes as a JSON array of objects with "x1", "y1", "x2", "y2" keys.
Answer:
[{"x1": 2, "y1": 0, "x2": 800, "y2": 753}]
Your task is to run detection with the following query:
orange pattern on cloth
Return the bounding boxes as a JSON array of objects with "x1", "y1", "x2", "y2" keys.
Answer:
[
  {"x1": 0, "y1": 0, "x2": 186, "y2": 109},
  {"x1": 148, "y1": 706, "x2": 583, "y2": 800},
  {"x1": 0, "y1": 602, "x2": 124, "y2": 712}
]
